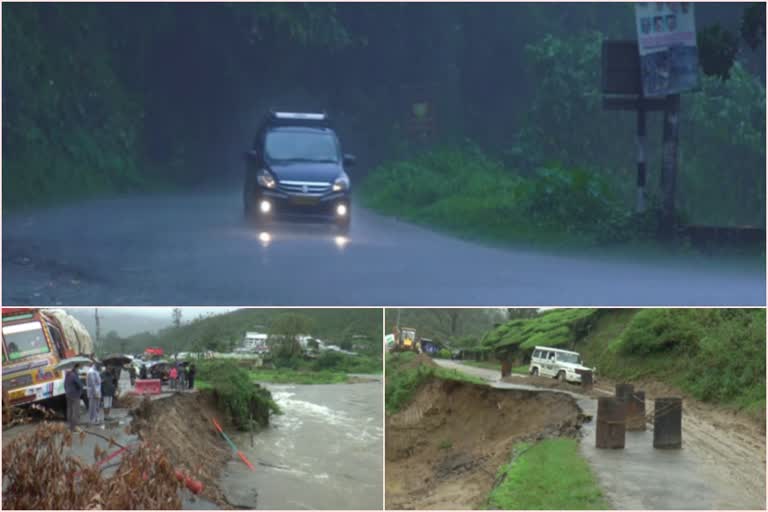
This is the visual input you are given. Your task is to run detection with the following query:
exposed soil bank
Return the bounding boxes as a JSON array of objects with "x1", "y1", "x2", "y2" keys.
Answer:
[
  {"x1": 385, "y1": 378, "x2": 586, "y2": 509},
  {"x1": 130, "y1": 392, "x2": 233, "y2": 507}
]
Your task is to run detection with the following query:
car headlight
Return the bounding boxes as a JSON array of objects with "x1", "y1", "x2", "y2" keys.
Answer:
[
  {"x1": 332, "y1": 175, "x2": 350, "y2": 192},
  {"x1": 257, "y1": 169, "x2": 276, "y2": 189}
]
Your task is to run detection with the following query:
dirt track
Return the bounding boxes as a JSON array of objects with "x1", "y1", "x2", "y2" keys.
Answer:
[
  {"x1": 130, "y1": 393, "x2": 233, "y2": 507},
  {"x1": 385, "y1": 378, "x2": 586, "y2": 510}
]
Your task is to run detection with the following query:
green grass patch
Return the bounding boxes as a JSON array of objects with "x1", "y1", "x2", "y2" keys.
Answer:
[
  {"x1": 385, "y1": 352, "x2": 485, "y2": 414},
  {"x1": 487, "y1": 439, "x2": 609, "y2": 510},
  {"x1": 197, "y1": 360, "x2": 280, "y2": 430},
  {"x1": 593, "y1": 309, "x2": 766, "y2": 417},
  {"x1": 249, "y1": 368, "x2": 348, "y2": 384}
]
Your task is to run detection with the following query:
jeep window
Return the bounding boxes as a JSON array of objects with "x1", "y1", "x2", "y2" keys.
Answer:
[
  {"x1": 557, "y1": 353, "x2": 581, "y2": 364},
  {"x1": 265, "y1": 130, "x2": 339, "y2": 163},
  {"x1": 533, "y1": 350, "x2": 540, "y2": 358}
]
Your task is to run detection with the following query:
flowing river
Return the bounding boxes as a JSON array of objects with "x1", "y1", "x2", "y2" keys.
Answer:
[{"x1": 218, "y1": 379, "x2": 383, "y2": 509}]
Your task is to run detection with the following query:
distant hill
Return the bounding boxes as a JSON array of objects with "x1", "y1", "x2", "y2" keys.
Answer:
[
  {"x1": 98, "y1": 308, "x2": 382, "y2": 356},
  {"x1": 66, "y1": 308, "x2": 174, "y2": 337}
]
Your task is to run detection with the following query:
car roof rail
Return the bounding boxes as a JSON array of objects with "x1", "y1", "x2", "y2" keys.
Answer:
[{"x1": 267, "y1": 110, "x2": 329, "y2": 124}]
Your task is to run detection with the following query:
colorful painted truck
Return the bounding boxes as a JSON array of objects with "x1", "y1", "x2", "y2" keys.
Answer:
[{"x1": 2, "y1": 308, "x2": 93, "y2": 407}]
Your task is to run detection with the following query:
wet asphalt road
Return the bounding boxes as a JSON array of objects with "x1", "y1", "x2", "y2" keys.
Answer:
[{"x1": 3, "y1": 189, "x2": 764, "y2": 305}]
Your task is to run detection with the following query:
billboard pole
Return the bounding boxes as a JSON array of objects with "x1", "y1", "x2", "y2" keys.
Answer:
[
  {"x1": 660, "y1": 93, "x2": 681, "y2": 234},
  {"x1": 636, "y1": 100, "x2": 647, "y2": 213}
]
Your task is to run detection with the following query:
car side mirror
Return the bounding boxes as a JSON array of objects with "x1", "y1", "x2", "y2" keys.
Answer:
[
  {"x1": 244, "y1": 149, "x2": 260, "y2": 162},
  {"x1": 343, "y1": 154, "x2": 356, "y2": 167}
]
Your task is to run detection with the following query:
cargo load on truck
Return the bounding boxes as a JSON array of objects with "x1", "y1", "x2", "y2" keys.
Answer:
[{"x1": 41, "y1": 309, "x2": 94, "y2": 356}]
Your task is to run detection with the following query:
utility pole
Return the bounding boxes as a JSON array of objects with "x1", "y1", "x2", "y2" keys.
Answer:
[{"x1": 94, "y1": 308, "x2": 101, "y2": 356}]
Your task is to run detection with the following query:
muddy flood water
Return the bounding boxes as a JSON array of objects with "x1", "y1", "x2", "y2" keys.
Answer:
[{"x1": 219, "y1": 379, "x2": 383, "y2": 509}]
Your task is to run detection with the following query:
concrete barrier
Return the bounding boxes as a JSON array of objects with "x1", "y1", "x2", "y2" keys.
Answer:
[
  {"x1": 134, "y1": 379, "x2": 162, "y2": 395},
  {"x1": 653, "y1": 397, "x2": 682, "y2": 449},
  {"x1": 596, "y1": 397, "x2": 627, "y2": 449}
]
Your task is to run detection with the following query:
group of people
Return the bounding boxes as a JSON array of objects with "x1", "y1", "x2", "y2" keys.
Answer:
[
  {"x1": 63, "y1": 362, "x2": 119, "y2": 431},
  {"x1": 63, "y1": 359, "x2": 198, "y2": 431},
  {"x1": 169, "y1": 362, "x2": 196, "y2": 390}
]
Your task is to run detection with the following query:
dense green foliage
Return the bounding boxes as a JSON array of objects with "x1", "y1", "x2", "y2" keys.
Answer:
[
  {"x1": 3, "y1": 3, "x2": 349, "y2": 208},
  {"x1": 197, "y1": 359, "x2": 280, "y2": 430},
  {"x1": 481, "y1": 309, "x2": 598, "y2": 351},
  {"x1": 599, "y1": 309, "x2": 766, "y2": 414},
  {"x1": 362, "y1": 146, "x2": 643, "y2": 246},
  {"x1": 488, "y1": 440, "x2": 609, "y2": 509},
  {"x1": 363, "y1": 27, "x2": 765, "y2": 242},
  {"x1": 385, "y1": 352, "x2": 484, "y2": 413},
  {"x1": 5, "y1": 3, "x2": 761, "y2": 230},
  {"x1": 478, "y1": 308, "x2": 766, "y2": 416}
]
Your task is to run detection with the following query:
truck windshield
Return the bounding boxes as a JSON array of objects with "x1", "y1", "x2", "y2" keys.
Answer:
[
  {"x1": 2, "y1": 321, "x2": 51, "y2": 361},
  {"x1": 557, "y1": 353, "x2": 581, "y2": 364},
  {"x1": 266, "y1": 130, "x2": 339, "y2": 163}
]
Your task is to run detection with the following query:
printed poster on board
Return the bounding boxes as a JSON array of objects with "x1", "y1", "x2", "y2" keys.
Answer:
[{"x1": 635, "y1": 2, "x2": 699, "y2": 97}]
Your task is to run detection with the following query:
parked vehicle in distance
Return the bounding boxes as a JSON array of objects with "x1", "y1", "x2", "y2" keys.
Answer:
[
  {"x1": 243, "y1": 111, "x2": 354, "y2": 234},
  {"x1": 528, "y1": 345, "x2": 594, "y2": 384}
]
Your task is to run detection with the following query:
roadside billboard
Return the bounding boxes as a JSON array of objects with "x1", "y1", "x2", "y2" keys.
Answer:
[{"x1": 635, "y1": 2, "x2": 699, "y2": 96}]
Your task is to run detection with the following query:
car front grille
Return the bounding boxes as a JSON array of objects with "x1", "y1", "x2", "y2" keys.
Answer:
[{"x1": 279, "y1": 180, "x2": 332, "y2": 195}]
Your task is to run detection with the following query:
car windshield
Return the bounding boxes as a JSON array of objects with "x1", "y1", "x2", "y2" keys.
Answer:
[
  {"x1": 557, "y1": 352, "x2": 581, "y2": 364},
  {"x1": 265, "y1": 130, "x2": 338, "y2": 163},
  {"x1": 3, "y1": 321, "x2": 51, "y2": 361}
]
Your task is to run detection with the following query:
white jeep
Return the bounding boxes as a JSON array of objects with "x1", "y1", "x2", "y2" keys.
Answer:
[{"x1": 528, "y1": 346, "x2": 594, "y2": 384}]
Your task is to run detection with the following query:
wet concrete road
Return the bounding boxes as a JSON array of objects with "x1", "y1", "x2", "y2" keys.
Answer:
[
  {"x1": 3, "y1": 189, "x2": 764, "y2": 305},
  {"x1": 433, "y1": 360, "x2": 765, "y2": 510}
]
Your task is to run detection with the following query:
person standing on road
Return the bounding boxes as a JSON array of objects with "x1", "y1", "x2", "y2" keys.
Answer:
[
  {"x1": 169, "y1": 366, "x2": 178, "y2": 390},
  {"x1": 129, "y1": 365, "x2": 137, "y2": 386},
  {"x1": 64, "y1": 363, "x2": 83, "y2": 431},
  {"x1": 188, "y1": 364, "x2": 196, "y2": 390},
  {"x1": 139, "y1": 364, "x2": 147, "y2": 380},
  {"x1": 177, "y1": 363, "x2": 186, "y2": 389},
  {"x1": 86, "y1": 363, "x2": 102, "y2": 425},
  {"x1": 101, "y1": 368, "x2": 116, "y2": 419}
]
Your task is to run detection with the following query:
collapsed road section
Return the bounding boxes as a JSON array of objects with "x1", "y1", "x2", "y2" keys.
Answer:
[{"x1": 385, "y1": 377, "x2": 587, "y2": 510}]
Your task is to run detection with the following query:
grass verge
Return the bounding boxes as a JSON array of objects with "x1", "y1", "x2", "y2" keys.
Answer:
[
  {"x1": 386, "y1": 352, "x2": 485, "y2": 413},
  {"x1": 487, "y1": 439, "x2": 609, "y2": 510}
]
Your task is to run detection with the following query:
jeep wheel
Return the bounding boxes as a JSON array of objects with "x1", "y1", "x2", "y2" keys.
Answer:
[
  {"x1": 557, "y1": 371, "x2": 566, "y2": 382},
  {"x1": 531, "y1": 367, "x2": 539, "y2": 376}
]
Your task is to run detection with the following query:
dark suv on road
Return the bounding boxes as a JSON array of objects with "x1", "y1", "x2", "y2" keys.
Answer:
[{"x1": 243, "y1": 111, "x2": 354, "y2": 234}]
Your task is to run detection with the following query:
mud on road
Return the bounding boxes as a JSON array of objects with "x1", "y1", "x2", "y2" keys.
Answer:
[{"x1": 385, "y1": 378, "x2": 586, "y2": 510}]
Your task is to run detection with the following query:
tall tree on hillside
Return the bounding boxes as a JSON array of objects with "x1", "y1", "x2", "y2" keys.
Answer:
[
  {"x1": 268, "y1": 313, "x2": 313, "y2": 362},
  {"x1": 172, "y1": 308, "x2": 182, "y2": 328}
]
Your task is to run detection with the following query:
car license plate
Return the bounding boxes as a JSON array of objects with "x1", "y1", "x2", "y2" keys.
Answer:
[{"x1": 291, "y1": 196, "x2": 319, "y2": 206}]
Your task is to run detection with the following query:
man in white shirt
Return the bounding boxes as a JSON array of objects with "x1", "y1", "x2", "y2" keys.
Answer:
[{"x1": 86, "y1": 363, "x2": 102, "y2": 425}]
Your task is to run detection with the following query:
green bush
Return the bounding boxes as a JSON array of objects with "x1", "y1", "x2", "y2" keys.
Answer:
[
  {"x1": 385, "y1": 352, "x2": 484, "y2": 413},
  {"x1": 437, "y1": 348, "x2": 452, "y2": 359},
  {"x1": 361, "y1": 143, "x2": 631, "y2": 246},
  {"x1": 198, "y1": 360, "x2": 280, "y2": 429}
]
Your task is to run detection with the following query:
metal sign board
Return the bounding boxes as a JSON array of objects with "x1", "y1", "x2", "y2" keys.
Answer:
[
  {"x1": 602, "y1": 40, "x2": 642, "y2": 95},
  {"x1": 635, "y1": 2, "x2": 699, "y2": 97}
]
